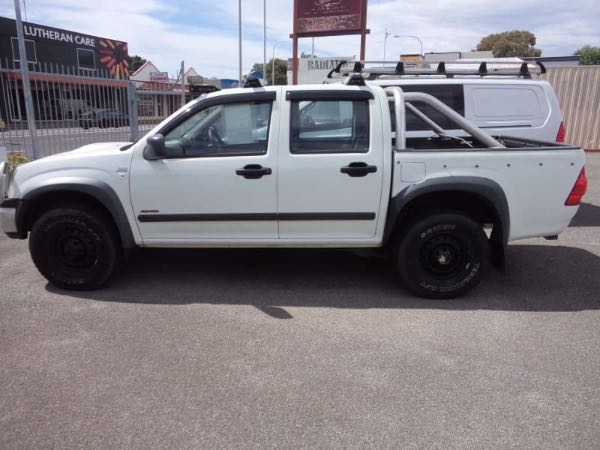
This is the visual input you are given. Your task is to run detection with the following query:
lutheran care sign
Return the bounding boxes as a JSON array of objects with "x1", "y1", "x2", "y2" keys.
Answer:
[
  {"x1": 0, "y1": 17, "x2": 129, "y2": 79},
  {"x1": 23, "y1": 25, "x2": 97, "y2": 47}
]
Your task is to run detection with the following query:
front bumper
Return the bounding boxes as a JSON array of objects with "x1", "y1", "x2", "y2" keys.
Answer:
[{"x1": 0, "y1": 199, "x2": 21, "y2": 238}]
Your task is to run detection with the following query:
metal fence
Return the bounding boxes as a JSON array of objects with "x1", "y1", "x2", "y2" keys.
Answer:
[
  {"x1": 7, "y1": 61, "x2": 598, "y2": 158},
  {"x1": 0, "y1": 59, "x2": 185, "y2": 159},
  {"x1": 541, "y1": 66, "x2": 600, "y2": 151}
]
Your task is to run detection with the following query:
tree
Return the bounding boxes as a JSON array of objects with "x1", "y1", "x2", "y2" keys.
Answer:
[
  {"x1": 128, "y1": 55, "x2": 147, "y2": 72},
  {"x1": 574, "y1": 46, "x2": 600, "y2": 65},
  {"x1": 475, "y1": 30, "x2": 542, "y2": 57},
  {"x1": 252, "y1": 59, "x2": 288, "y2": 85}
]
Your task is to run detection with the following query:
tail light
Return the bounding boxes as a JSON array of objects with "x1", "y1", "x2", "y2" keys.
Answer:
[
  {"x1": 565, "y1": 167, "x2": 587, "y2": 206},
  {"x1": 556, "y1": 121, "x2": 566, "y2": 143}
]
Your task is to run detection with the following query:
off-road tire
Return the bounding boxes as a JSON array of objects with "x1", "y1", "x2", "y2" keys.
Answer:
[
  {"x1": 396, "y1": 212, "x2": 490, "y2": 299},
  {"x1": 29, "y1": 205, "x2": 119, "y2": 290}
]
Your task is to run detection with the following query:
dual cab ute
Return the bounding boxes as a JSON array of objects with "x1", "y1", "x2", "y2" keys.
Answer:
[{"x1": 0, "y1": 77, "x2": 587, "y2": 298}]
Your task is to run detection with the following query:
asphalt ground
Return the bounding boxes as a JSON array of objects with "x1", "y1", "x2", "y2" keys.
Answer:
[{"x1": 1, "y1": 155, "x2": 599, "y2": 448}]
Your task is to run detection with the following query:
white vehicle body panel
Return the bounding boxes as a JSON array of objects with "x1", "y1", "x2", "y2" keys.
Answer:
[
  {"x1": 7, "y1": 142, "x2": 142, "y2": 245},
  {"x1": 392, "y1": 149, "x2": 584, "y2": 241},
  {"x1": 2, "y1": 83, "x2": 584, "y2": 251},
  {"x1": 276, "y1": 85, "x2": 391, "y2": 242}
]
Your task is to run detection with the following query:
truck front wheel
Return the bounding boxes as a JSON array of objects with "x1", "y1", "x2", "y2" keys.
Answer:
[
  {"x1": 396, "y1": 212, "x2": 490, "y2": 299},
  {"x1": 29, "y1": 205, "x2": 119, "y2": 290}
]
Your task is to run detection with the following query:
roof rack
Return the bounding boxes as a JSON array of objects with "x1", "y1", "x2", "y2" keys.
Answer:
[
  {"x1": 242, "y1": 76, "x2": 263, "y2": 88},
  {"x1": 328, "y1": 60, "x2": 546, "y2": 80}
]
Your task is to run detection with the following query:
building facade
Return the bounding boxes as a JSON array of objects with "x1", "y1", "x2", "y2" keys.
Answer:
[{"x1": 0, "y1": 17, "x2": 129, "y2": 123}]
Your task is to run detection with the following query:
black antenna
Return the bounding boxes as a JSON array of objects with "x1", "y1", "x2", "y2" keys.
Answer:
[
  {"x1": 353, "y1": 61, "x2": 363, "y2": 73},
  {"x1": 395, "y1": 62, "x2": 404, "y2": 74},
  {"x1": 436, "y1": 61, "x2": 446, "y2": 74},
  {"x1": 478, "y1": 62, "x2": 487, "y2": 75}
]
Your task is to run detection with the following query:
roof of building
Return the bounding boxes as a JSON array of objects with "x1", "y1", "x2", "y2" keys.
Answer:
[{"x1": 130, "y1": 60, "x2": 160, "y2": 78}]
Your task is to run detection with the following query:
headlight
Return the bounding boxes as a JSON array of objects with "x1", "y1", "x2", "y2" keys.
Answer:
[{"x1": 0, "y1": 161, "x2": 15, "y2": 200}]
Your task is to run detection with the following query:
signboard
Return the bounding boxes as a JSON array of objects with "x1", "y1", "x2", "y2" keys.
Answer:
[
  {"x1": 0, "y1": 18, "x2": 129, "y2": 79},
  {"x1": 290, "y1": 1, "x2": 368, "y2": 84},
  {"x1": 150, "y1": 71, "x2": 169, "y2": 82},
  {"x1": 23, "y1": 24, "x2": 96, "y2": 47},
  {"x1": 295, "y1": 0, "x2": 366, "y2": 37},
  {"x1": 287, "y1": 56, "x2": 355, "y2": 84}
]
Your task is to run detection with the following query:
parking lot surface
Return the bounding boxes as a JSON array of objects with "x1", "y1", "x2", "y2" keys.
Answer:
[{"x1": 1, "y1": 155, "x2": 600, "y2": 448}]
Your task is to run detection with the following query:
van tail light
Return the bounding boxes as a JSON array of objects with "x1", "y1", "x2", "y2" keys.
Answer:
[
  {"x1": 565, "y1": 167, "x2": 587, "y2": 206},
  {"x1": 556, "y1": 121, "x2": 566, "y2": 143}
]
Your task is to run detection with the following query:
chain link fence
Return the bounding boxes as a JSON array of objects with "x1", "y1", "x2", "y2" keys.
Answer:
[{"x1": 0, "y1": 58, "x2": 185, "y2": 160}]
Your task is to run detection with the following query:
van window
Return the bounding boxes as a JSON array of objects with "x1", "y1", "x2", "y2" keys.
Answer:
[
  {"x1": 470, "y1": 87, "x2": 543, "y2": 119},
  {"x1": 384, "y1": 84, "x2": 464, "y2": 132}
]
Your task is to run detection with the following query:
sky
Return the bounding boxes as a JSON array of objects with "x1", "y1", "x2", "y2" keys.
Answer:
[{"x1": 1, "y1": 0, "x2": 599, "y2": 79}]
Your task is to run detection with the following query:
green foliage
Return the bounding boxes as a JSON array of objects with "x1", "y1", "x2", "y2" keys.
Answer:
[
  {"x1": 574, "y1": 46, "x2": 600, "y2": 65},
  {"x1": 7, "y1": 153, "x2": 28, "y2": 166},
  {"x1": 475, "y1": 30, "x2": 542, "y2": 57},
  {"x1": 252, "y1": 59, "x2": 288, "y2": 85},
  {"x1": 128, "y1": 55, "x2": 147, "y2": 73}
]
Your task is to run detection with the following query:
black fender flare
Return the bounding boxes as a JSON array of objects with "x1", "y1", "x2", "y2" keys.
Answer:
[
  {"x1": 384, "y1": 176, "x2": 510, "y2": 247},
  {"x1": 20, "y1": 179, "x2": 136, "y2": 249}
]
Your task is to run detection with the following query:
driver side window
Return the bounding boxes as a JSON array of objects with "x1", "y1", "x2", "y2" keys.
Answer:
[{"x1": 164, "y1": 101, "x2": 272, "y2": 157}]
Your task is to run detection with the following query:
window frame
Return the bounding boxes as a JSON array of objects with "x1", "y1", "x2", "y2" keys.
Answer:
[
  {"x1": 160, "y1": 95, "x2": 275, "y2": 159},
  {"x1": 11, "y1": 37, "x2": 37, "y2": 64},
  {"x1": 287, "y1": 90, "x2": 372, "y2": 155},
  {"x1": 76, "y1": 48, "x2": 96, "y2": 71}
]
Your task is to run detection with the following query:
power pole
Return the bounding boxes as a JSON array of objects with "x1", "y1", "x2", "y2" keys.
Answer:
[
  {"x1": 238, "y1": 0, "x2": 242, "y2": 85},
  {"x1": 14, "y1": 0, "x2": 38, "y2": 159},
  {"x1": 180, "y1": 61, "x2": 185, "y2": 106},
  {"x1": 263, "y1": 0, "x2": 266, "y2": 82}
]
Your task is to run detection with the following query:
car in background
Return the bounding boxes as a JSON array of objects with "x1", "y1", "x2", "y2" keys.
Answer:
[{"x1": 79, "y1": 109, "x2": 129, "y2": 129}]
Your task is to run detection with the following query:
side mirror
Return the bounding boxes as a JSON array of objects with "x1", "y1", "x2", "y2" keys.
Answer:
[{"x1": 144, "y1": 134, "x2": 167, "y2": 160}]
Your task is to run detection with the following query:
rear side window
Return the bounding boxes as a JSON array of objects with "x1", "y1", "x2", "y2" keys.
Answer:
[
  {"x1": 290, "y1": 100, "x2": 370, "y2": 154},
  {"x1": 385, "y1": 84, "x2": 464, "y2": 131}
]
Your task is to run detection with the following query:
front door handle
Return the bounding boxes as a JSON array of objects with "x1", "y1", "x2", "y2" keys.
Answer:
[
  {"x1": 340, "y1": 162, "x2": 378, "y2": 177},
  {"x1": 236, "y1": 164, "x2": 272, "y2": 179}
]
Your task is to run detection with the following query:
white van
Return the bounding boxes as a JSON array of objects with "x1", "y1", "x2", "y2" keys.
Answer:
[
  {"x1": 369, "y1": 78, "x2": 565, "y2": 143},
  {"x1": 325, "y1": 61, "x2": 565, "y2": 144}
]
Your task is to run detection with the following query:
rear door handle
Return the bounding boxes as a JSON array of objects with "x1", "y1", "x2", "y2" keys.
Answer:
[
  {"x1": 236, "y1": 164, "x2": 272, "y2": 179},
  {"x1": 340, "y1": 162, "x2": 378, "y2": 177}
]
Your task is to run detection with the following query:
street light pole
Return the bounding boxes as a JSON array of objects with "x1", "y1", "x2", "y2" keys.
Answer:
[
  {"x1": 238, "y1": 0, "x2": 242, "y2": 85},
  {"x1": 271, "y1": 41, "x2": 284, "y2": 85},
  {"x1": 263, "y1": 0, "x2": 266, "y2": 81},
  {"x1": 383, "y1": 29, "x2": 390, "y2": 62},
  {"x1": 392, "y1": 34, "x2": 424, "y2": 56},
  {"x1": 13, "y1": 0, "x2": 38, "y2": 159}
]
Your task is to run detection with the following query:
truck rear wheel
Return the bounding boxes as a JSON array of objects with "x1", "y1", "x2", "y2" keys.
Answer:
[
  {"x1": 396, "y1": 212, "x2": 489, "y2": 299},
  {"x1": 29, "y1": 205, "x2": 119, "y2": 290}
]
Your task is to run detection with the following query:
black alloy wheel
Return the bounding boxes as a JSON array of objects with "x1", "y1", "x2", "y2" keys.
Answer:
[
  {"x1": 396, "y1": 212, "x2": 490, "y2": 299},
  {"x1": 29, "y1": 205, "x2": 120, "y2": 290}
]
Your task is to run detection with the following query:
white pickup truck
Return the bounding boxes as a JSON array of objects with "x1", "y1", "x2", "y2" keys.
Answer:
[{"x1": 0, "y1": 79, "x2": 587, "y2": 298}]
